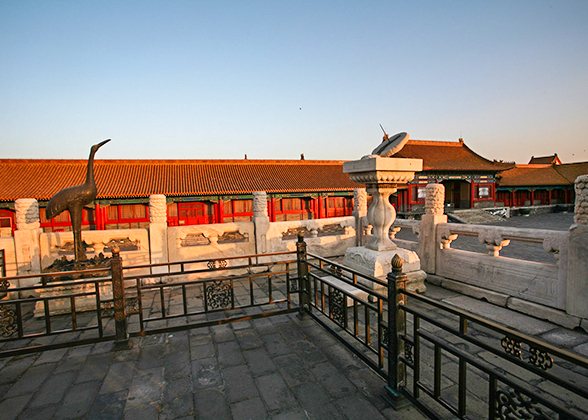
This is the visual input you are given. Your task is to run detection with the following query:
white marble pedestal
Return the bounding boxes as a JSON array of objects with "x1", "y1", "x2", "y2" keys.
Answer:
[
  {"x1": 341, "y1": 144, "x2": 426, "y2": 296},
  {"x1": 343, "y1": 246, "x2": 427, "y2": 294}
]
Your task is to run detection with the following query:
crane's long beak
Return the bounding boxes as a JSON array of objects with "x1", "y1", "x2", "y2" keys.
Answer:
[{"x1": 96, "y1": 139, "x2": 111, "y2": 148}]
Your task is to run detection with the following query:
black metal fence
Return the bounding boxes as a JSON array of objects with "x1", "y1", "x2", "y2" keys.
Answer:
[
  {"x1": 121, "y1": 251, "x2": 299, "y2": 337},
  {"x1": 390, "y1": 276, "x2": 588, "y2": 419},
  {"x1": 0, "y1": 265, "x2": 117, "y2": 357},
  {"x1": 0, "y1": 248, "x2": 299, "y2": 358},
  {"x1": 293, "y1": 235, "x2": 588, "y2": 419}
]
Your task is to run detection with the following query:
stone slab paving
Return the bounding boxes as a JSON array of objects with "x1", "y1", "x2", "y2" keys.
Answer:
[
  {"x1": 3, "y1": 281, "x2": 587, "y2": 419},
  {"x1": 0, "y1": 311, "x2": 428, "y2": 420}
]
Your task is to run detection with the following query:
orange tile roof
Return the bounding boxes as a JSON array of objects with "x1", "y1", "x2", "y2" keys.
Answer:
[
  {"x1": 496, "y1": 164, "x2": 571, "y2": 187},
  {"x1": 528, "y1": 154, "x2": 561, "y2": 165},
  {"x1": 395, "y1": 139, "x2": 512, "y2": 172},
  {"x1": 0, "y1": 159, "x2": 361, "y2": 201},
  {"x1": 554, "y1": 162, "x2": 588, "y2": 183}
]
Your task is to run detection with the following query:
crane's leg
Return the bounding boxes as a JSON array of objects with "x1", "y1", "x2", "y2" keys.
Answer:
[{"x1": 69, "y1": 206, "x2": 87, "y2": 262}]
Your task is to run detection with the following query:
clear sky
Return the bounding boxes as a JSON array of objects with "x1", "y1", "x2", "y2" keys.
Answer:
[{"x1": 1, "y1": 1, "x2": 587, "y2": 164}]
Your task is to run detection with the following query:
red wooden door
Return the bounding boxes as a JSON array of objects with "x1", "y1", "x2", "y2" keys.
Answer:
[{"x1": 178, "y1": 203, "x2": 213, "y2": 226}]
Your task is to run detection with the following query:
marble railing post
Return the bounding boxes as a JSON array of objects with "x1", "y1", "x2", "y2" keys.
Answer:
[
  {"x1": 149, "y1": 194, "x2": 169, "y2": 277},
  {"x1": 353, "y1": 188, "x2": 368, "y2": 246},
  {"x1": 566, "y1": 175, "x2": 588, "y2": 318},
  {"x1": 13, "y1": 198, "x2": 43, "y2": 294},
  {"x1": 420, "y1": 184, "x2": 447, "y2": 273},
  {"x1": 253, "y1": 191, "x2": 269, "y2": 255}
]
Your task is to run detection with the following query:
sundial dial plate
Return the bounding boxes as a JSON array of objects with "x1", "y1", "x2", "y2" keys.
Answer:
[{"x1": 371, "y1": 132, "x2": 409, "y2": 157}]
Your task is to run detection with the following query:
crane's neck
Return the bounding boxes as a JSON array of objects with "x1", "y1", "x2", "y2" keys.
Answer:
[{"x1": 85, "y1": 147, "x2": 97, "y2": 186}]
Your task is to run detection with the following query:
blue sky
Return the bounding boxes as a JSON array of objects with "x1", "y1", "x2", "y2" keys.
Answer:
[{"x1": 1, "y1": 1, "x2": 587, "y2": 164}]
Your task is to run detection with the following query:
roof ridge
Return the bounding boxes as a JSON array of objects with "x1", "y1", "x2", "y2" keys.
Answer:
[
  {"x1": 514, "y1": 164, "x2": 553, "y2": 168},
  {"x1": 407, "y1": 139, "x2": 463, "y2": 146},
  {"x1": 0, "y1": 159, "x2": 350, "y2": 165}
]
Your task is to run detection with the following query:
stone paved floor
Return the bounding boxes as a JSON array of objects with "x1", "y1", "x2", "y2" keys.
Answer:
[
  {"x1": 0, "y1": 311, "x2": 428, "y2": 420},
  {"x1": 2, "y1": 280, "x2": 587, "y2": 419}
]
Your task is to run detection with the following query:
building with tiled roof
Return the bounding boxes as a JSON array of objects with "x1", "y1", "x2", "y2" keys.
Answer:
[
  {"x1": 0, "y1": 138, "x2": 584, "y2": 235},
  {"x1": 0, "y1": 159, "x2": 358, "y2": 201},
  {"x1": 528, "y1": 154, "x2": 562, "y2": 165},
  {"x1": 396, "y1": 139, "x2": 512, "y2": 172},
  {"x1": 0, "y1": 159, "x2": 360, "y2": 234},
  {"x1": 553, "y1": 161, "x2": 588, "y2": 183},
  {"x1": 497, "y1": 165, "x2": 570, "y2": 187},
  {"x1": 394, "y1": 139, "x2": 512, "y2": 211},
  {"x1": 494, "y1": 161, "x2": 587, "y2": 207}
]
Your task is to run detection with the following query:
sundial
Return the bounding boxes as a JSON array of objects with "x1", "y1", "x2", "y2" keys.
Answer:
[{"x1": 370, "y1": 132, "x2": 409, "y2": 157}]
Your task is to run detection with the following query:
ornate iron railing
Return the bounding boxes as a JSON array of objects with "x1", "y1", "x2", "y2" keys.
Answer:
[
  {"x1": 0, "y1": 249, "x2": 300, "y2": 357},
  {"x1": 0, "y1": 265, "x2": 117, "y2": 358},
  {"x1": 293, "y1": 234, "x2": 588, "y2": 418},
  {"x1": 293, "y1": 230, "x2": 391, "y2": 379},
  {"x1": 121, "y1": 251, "x2": 299, "y2": 336},
  {"x1": 391, "y1": 280, "x2": 588, "y2": 419}
]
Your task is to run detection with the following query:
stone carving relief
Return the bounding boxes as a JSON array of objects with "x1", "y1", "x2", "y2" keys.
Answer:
[
  {"x1": 353, "y1": 188, "x2": 368, "y2": 214},
  {"x1": 105, "y1": 238, "x2": 140, "y2": 252},
  {"x1": 425, "y1": 183, "x2": 445, "y2": 215},
  {"x1": 149, "y1": 194, "x2": 167, "y2": 223},
  {"x1": 574, "y1": 175, "x2": 588, "y2": 225},
  {"x1": 218, "y1": 231, "x2": 249, "y2": 243},
  {"x1": 15, "y1": 198, "x2": 40, "y2": 230},
  {"x1": 253, "y1": 191, "x2": 268, "y2": 217},
  {"x1": 181, "y1": 233, "x2": 210, "y2": 247}
]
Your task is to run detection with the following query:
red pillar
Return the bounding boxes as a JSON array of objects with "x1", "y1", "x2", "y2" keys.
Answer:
[
  {"x1": 317, "y1": 196, "x2": 322, "y2": 219},
  {"x1": 217, "y1": 199, "x2": 224, "y2": 224},
  {"x1": 530, "y1": 189, "x2": 535, "y2": 206},
  {"x1": 470, "y1": 181, "x2": 476, "y2": 209},
  {"x1": 407, "y1": 185, "x2": 412, "y2": 212},
  {"x1": 95, "y1": 203, "x2": 101, "y2": 230}
]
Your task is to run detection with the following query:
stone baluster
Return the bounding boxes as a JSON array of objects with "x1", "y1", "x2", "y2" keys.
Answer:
[
  {"x1": 389, "y1": 226, "x2": 402, "y2": 239},
  {"x1": 425, "y1": 183, "x2": 445, "y2": 216},
  {"x1": 542, "y1": 237, "x2": 562, "y2": 262},
  {"x1": 15, "y1": 199, "x2": 41, "y2": 230},
  {"x1": 438, "y1": 226, "x2": 458, "y2": 250},
  {"x1": 149, "y1": 194, "x2": 167, "y2": 223},
  {"x1": 574, "y1": 175, "x2": 588, "y2": 225},
  {"x1": 366, "y1": 184, "x2": 397, "y2": 251},
  {"x1": 478, "y1": 231, "x2": 510, "y2": 257}
]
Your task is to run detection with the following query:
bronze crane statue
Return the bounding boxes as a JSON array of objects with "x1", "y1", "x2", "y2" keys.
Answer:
[{"x1": 46, "y1": 139, "x2": 111, "y2": 262}]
